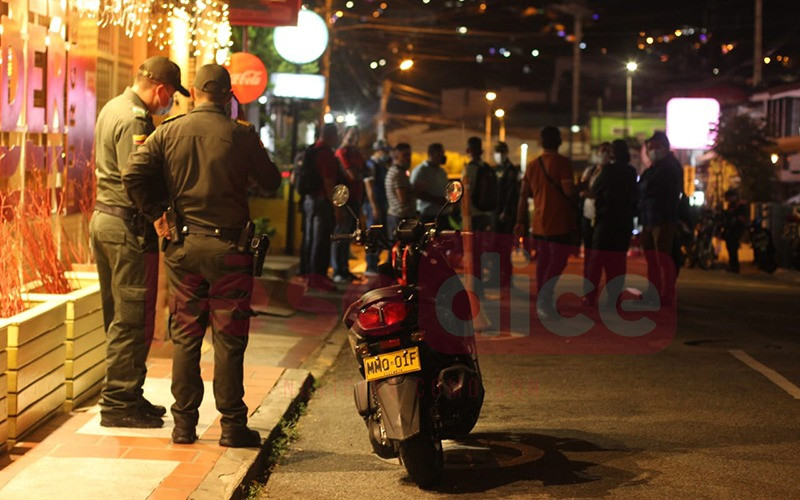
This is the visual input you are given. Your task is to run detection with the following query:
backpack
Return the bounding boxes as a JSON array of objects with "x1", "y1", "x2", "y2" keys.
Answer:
[
  {"x1": 294, "y1": 146, "x2": 321, "y2": 196},
  {"x1": 471, "y1": 161, "x2": 498, "y2": 212}
]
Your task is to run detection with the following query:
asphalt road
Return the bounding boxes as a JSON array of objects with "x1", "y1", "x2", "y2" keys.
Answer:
[{"x1": 262, "y1": 267, "x2": 800, "y2": 499}]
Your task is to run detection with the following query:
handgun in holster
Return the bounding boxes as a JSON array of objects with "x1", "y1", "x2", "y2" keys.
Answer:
[
  {"x1": 162, "y1": 205, "x2": 184, "y2": 251},
  {"x1": 250, "y1": 234, "x2": 270, "y2": 277},
  {"x1": 237, "y1": 220, "x2": 255, "y2": 253}
]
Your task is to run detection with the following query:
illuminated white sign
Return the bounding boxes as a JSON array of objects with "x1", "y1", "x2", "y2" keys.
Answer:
[
  {"x1": 666, "y1": 98, "x2": 720, "y2": 150},
  {"x1": 270, "y1": 73, "x2": 326, "y2": 100},
  {"x1": 273, "y1": 10, "x2": 329, "y2": 65}
]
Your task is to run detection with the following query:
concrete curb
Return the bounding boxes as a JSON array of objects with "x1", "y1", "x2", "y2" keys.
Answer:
[
  {"x1": 190, "y1": 368, "x2": 314, "y2": 500},
  {"x1": 300, "y1": 323, "x2": 350, "y2": 381}
]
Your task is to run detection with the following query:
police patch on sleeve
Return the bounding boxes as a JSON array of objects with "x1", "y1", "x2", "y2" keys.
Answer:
[
  {"x1": 133, "y1": 133, "x2": 149, "y2": 145},
  {"x1": 132, "y1": 106, "x2": 148, "y2": 118}
]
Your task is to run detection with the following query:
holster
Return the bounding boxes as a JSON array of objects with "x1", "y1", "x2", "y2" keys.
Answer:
[
  {"x1": 237, "y1": 220, "x2": 255, "y2": 253},
  {"x1": 250, "y1": 234, "x2": 270, "y2": 277},
  {"x1": 161, "y1": 206, "x2": 184, "y2": 251},
  {"x1": 165, "y1": 206, "x2": 184, "y2": 244}
]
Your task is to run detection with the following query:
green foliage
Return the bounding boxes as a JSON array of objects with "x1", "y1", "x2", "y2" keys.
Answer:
[
  {"x1": 253, "y1": 216, "x2": 277, "y2": 236},
  {"x1": 231, "y1": 26, "x2": 319, "y2": 78},
  {"x1": 712, "y1": 113, "x2": 777, "y2": 202},
  {"x1": 231, "y1": 26, "x2": 322, "y2": 166}
]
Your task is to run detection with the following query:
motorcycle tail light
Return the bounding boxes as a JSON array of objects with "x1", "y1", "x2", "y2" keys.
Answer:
[
  {"x1": 357, "y1": 306, "x2": 382, "y2": 330},
  {"x1": 379, "y1": 338, "x2": 402, "y2": 350},
  {"x1": 382, "y1": 302, "x2": 408, "y2": 326}
]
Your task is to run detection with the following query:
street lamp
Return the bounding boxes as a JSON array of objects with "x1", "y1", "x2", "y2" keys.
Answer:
[
  {"x1": 494, "y1": 108, "x2": 506, "y2": 142},
  {"x1": 485, "y1": 91, "x2": 497, "y2": 161},
  {"x1": 626, "y1": 61, "x2": 638, "y2": 137}
]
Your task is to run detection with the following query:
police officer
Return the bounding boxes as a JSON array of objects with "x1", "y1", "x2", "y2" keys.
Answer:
[
  {"x1": 92, "y1": 56, "x2": 189, "y2": 428},
  {"x1": 123, "y1": 64, "x2": 281, "y2": 447}
]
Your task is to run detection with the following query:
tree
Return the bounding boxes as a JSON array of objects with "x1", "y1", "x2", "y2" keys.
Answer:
[{"x1": 711, "y1": 113, "x2": 777, "y2": 202}]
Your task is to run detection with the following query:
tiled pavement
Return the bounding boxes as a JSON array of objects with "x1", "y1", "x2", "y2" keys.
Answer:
[{"x1": 0, "y1": 280, "x2": 344, "y2": 500}]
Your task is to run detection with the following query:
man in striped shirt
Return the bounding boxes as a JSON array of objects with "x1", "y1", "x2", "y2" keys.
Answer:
[{"x1": 384, "y1": 143, "x2": 416, "y2": 239}]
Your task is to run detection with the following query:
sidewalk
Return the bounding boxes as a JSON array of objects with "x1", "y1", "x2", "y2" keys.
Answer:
[{"x1": 0, "y1": 260, "x2": 347, "y2": 499}]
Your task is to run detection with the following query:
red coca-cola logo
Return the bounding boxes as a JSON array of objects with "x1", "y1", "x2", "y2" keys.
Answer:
[{"x1": 225, "y1": 53, "x2": 268, "y2": 104}]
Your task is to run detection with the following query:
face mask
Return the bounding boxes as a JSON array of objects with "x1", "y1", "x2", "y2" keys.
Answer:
[
  {"x1": 647, "y1": 149, "x2": 666, "y2": 163},
  {"x1": 154, "y1": 89, "x2": 174, "y2": 116},
  {"x1": 493, "y1": 152, "x2": 503, "y2": 164}
]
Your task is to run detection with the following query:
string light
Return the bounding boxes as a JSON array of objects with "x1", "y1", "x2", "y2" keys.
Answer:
[{"x1": 81, "y1": 0, "x2": 232, "y2": 54}]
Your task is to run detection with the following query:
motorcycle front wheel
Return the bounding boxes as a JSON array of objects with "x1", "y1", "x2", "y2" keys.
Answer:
[{"x1": 399, "y1": 427, "x2": 444, "y2": 489}]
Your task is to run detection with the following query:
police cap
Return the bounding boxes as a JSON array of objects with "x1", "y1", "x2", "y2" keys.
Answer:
[
  {"x1": 138, "y1": 56, "x2": 190, "y2": 97},
  {"x1": 194, "y1": 64, "x2": 232, "y2": 94}
]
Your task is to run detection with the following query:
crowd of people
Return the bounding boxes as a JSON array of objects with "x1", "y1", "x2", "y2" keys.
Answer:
[{"x1": 297, "y1": 123, "x2": 690, "y2": 316}]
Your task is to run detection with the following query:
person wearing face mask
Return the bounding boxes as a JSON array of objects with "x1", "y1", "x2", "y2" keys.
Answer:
[
  {"x1": 410, "y1": 143, "x2": 451, "y2": 227},
  {"x1": 493, "y1": 141, "x2": 521, "y2": 235},
  {"x1": 639, "y1": 131, "x2": 683, "y2": 306},
  {"x1": 124, "y1": 64, "x2": 280, "y2": 446},
  {"x1": 584, "y1": 140, "x2": 638, "y2": 308},
  {"x1": 579, "y1": 143, "x2": 612, "y2": 271},
  {"x1": 91, "y1": 56, "x2": 189, "y2": 428}
]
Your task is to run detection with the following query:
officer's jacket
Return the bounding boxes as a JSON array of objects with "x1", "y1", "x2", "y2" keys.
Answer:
[
  {"x1": 95, "y1": 88, "x2": 155, "y2": 208},
  {"x1": 123, "y1": 103, "x2": 280, "y2": 229}
]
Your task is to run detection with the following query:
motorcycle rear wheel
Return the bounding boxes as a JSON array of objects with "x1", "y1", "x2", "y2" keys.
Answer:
[{"x1": 399, "y1": 427, "x2": 444, "y2": 489}]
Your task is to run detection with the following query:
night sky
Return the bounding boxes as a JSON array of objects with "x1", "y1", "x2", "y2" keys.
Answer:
[{"x1": 321, "y1": 0, "x2": 798, "y2": 119}]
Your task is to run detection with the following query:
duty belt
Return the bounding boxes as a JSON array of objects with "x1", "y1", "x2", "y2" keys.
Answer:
[
  {"x1": 95, "y1": 201, "x2": 138, "y2": 220},
  {"x1": 181, "y1": 222, "x2": 242, "y2": 243}
]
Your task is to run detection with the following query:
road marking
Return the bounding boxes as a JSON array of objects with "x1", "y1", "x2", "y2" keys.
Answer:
[{"x1": 729, "y1": 349, "x2": 800, "y2": 400}]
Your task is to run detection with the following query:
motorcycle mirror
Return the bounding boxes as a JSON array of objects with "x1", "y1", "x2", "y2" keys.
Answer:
[
  {"x1": 444, "y1": 180, "x2": 464, "y2": 204},
  {"x1": 332, "y1": 184, "x2": 350, "y2": 207}
]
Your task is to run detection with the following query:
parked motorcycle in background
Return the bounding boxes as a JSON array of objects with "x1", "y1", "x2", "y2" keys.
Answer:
[
  {"x1": 331, "y1": 181, "x2": 485, "y2": 488},
  {"x1": 687, "y1": 208, "x2": 720, "y2": 270},
  {"x1": 782, "y1": 206, "x2": 800, "y2": 270},
  {"x1": 750, "y1": 205, "x2": 778, "y2": 273}
]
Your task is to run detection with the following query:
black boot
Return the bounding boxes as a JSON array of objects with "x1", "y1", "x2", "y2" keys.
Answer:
[
  {"x1": 219, "y1": 427, "x2": 261, "y2": 448},
  {"x1": 172, "y1": 426, "x2": 198, "y2": 445},
  {"x1": 139, "y1": 397, "x2": 167, "y2": 417},
  {"x1": 100, "y1": 409, "x2": 163, "y2": 429}
]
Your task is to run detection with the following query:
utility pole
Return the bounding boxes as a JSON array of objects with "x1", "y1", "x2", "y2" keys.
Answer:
[
  {"x1": 753, "y1": 0, "x2": 763, "y2": 87},
  {"x1": 570, "y1": 14, "x2": 582, "y2": 160},
  {"x1": 319, "y1": 0, "x2": 333, "y2": 126},
  {"x1": 553, "y1": 1, "x2": 589, "y2": 160},
  {"x1": 377, "y1": 80, "x2": 392, "y2": 140}
]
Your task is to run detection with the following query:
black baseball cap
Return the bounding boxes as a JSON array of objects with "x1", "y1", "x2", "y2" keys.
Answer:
[
  {"x1": 193, "y1": 64, "x2": 232, "y2": 94},
  {"x1": 647, "y1": 130, "x2": 670, "y2": 149},
  {"x1": 138, "y1": 56, "x2": 190, "y2": 96}
]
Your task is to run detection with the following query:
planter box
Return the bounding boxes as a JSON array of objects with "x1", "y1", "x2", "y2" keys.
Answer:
[
  {"x1": 27, "y1": 272, "x2": 105, "y2": 411},
  {"x1": 0, "y1": 323, "x2": 7, "y2": 452},
  {"x1": 4, "y1": 299, "x2": 67, "y2": 445}
]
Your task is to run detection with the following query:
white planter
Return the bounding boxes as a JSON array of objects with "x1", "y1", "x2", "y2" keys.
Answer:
[
  {"x1": 0, "y1": 323, "x2": 7, "y2": 453},
  {"x1": 26, "y1": 271, "x2": 104, "y2": 411},
  {"x1": 3, "y1": 298, "x2": 67, "y2": 445}
]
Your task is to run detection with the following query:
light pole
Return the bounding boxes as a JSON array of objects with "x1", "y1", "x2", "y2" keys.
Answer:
[
  {"x1": 625, "y1": 61, "x2": 638, "y2": 138},
  {"x1": 377, "y1": 59, "x2": 415, "y2": 140},
  {"x1": 495, "y1": 108, "x2": 506, "y2": 142},
  {"x1": 485, "y1": 91, "x2": 496, "y2": 161}
]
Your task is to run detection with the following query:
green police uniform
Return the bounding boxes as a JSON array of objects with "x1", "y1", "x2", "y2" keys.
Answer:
[
  {"x1": 91, "y1": 87, "x2": 159, "y2": 417},
  {"x1": 91, "y1": 56, "x2": 190, "y2": 427},
  {"x1": 123, "y1": 72, "x2": 280, "y2": 440}
]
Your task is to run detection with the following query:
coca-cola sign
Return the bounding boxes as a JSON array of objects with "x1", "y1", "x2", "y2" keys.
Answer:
[{"x1": 225, "y1": 53, "x2": 268, "y2": 104}]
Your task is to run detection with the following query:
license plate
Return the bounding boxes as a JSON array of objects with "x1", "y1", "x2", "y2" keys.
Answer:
[{"x1": 363, "y1": 347, "x2": 421, "y2": 382}]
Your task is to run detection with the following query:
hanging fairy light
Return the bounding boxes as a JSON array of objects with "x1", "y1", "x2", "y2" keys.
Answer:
[{"x1": 85, "y1": 0, "x2": 232, "y2": 54}]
